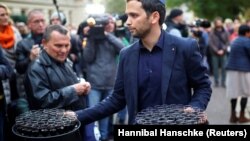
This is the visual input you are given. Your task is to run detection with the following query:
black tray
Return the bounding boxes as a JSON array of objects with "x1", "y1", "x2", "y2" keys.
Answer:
[{"x1": 12, "y1": 120, "x2": 81, "y2": 140}]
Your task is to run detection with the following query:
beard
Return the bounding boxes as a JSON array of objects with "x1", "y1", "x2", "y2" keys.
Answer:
[{"x1": 132, "y1": 26, "x2": 151, "y2": 39}]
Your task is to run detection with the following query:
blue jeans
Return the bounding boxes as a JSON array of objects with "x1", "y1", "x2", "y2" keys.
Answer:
[
  {"x1": 203, "y1": 56, "x2": 210, "y2": 74},
  {"x1": 211, "y1": 53, "x2": 227, "y2": 85},
  {"x1": 117, "y1": 107, "x2": 127, "y2": 124},
  {"x1": 82, "y1": 122, "x2": 99, "y2": 141},
  {"x1": 87, "y1": 89, "x2": 112, "y2": 140}
]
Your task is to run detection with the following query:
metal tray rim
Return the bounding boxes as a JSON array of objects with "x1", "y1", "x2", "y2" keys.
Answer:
[{"x1": 12, "y1": 120, "x2": 81, "y2": 139}]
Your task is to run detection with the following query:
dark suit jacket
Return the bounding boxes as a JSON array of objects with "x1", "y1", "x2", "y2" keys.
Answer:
[{"x1": 76, "y1": 31, "x2": 212, "y2": 124}]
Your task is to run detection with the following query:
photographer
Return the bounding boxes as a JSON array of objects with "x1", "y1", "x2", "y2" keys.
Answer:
[
  {"x1": 190, "y1": 20, "x2": 206, "y2": 58},
  {"x1": 190, "y1": 19, "x2": 211, "y2": 72},
  {"x1": 83, "y1": 13, "x2": 124, "y2": 141},
  {"x1": 165, "y1": 8, "x2": 189, "y2": 37}
]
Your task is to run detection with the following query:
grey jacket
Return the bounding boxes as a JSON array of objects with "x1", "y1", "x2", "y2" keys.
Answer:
[
  {"x1": 83, "y1": 33, "x2": 124, "y2": 89},
  {"x1": 209, "y1": 28, "x2": 230, "y2": 54}
]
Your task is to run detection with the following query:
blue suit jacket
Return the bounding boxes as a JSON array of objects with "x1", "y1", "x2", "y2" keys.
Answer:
[{"x1": 76, "y1": 31, "x2": 212, "y2": 124}]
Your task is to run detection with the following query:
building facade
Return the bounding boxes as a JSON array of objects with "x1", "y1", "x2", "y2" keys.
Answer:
[{"x1": 0, "y1": 0, "x2": 96, "y2": 27}]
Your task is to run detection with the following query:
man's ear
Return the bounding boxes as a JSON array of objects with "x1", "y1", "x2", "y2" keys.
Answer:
[{"x1": 151, "y1": 11, "x2": 160, "y2": 25}]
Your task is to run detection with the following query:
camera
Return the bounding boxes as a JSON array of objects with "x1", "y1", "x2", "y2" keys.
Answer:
[
  {"x1": 114, "y1": 14, "x2": 131, "y2": 41},
  {"x1": 192, "y1": 19, "x2": 211, "y2": 28},
  {"x1": 189, "y1": 19, "x2": 211, "y2": 38},
  {"x1": 191, "y1": 29, "x2": 203, "y2": 38},
  {"x1": 87, "y1": 15, "x2": 110, "y2": 40}
]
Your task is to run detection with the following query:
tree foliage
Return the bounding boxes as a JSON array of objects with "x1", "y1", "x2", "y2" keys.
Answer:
[
  {"x1": 11, "y1": 14, "x2": 27, "y2": 23},
  {"x1": 105, "y1": 0, "x2": 126, "y2": 15},
  {"x1": 167, "y1": 0, "x2": 250, "y2": 20},
  {"x1": 104, "y1": 0, "x2": 250, "y2": 20}
]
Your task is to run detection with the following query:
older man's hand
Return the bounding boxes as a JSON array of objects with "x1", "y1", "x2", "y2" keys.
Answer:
[{"x1": 73, "y1": 81, "x2": 91, "y2": 96}]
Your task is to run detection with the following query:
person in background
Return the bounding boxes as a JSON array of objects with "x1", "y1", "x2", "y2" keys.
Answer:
[
  {"x1": 24, "y1": 24, "x2": 95, "y2": 140},
  {"x1": 200, "y1": 20, "x2": 212, "y2": 74},
  {"x1": 86, "y1": 13, "x2": 124, "y2": 141},
  {"x1": 225, "y1": 24, "x2": 250, "y2": 123},
  {"x1": 114, "y1": 15, "x2": 130, "y2": 125},
  {"x1": 0, "y1": 3, "x2": 22, "y2": 103},
  {"x1": 82, "y1": 13, "x2": 124, "y2": 141},
  {"x1": 228, "y1": 19, "x2": 241, "y2": 43},
  {"x1": 224, "y1": 18, "x2": 234, "y2": 34},
  {"x1": 165, "y1": 8, "x2": 188, "y2": 37},
  {"x1": 15, "y1": 9, "x2": 46, "y2": 74},
  {"x1": 209, "y1": 17, "x2": 230, "y2": 87},
  {"x1": 15, "y1": 9, "x2": 46, "y2": 114},
  {"x1": 0, "y1": 3, "x2": 22, "y2": 67},
  {"x1": 190, "y1": 19, "x2": 211, "y2": 72},
  {"x1": 0, "y1": 4, "x2": 22, "y2": 140},
  {"x1": 246, "y1": 19, "x2": 250, "y2": 27},
  {"x1": 0, "y1": 47, "x2": 13, "y2": 80},
  {"x1": 0, "y1": 46, "x2": 14, "y2": 141},
  {"x1": 15, "y1": 22, "x2": 29, "y2": 39},
  {"x1": 50, "y1": 11, "x2": 83, "y2": 77},
  {"x1": 75, "y1": 0, "x2": 211, "y2": 127}
]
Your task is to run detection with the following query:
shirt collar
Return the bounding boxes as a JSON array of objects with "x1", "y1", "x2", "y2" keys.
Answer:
[
  {"x1": 155, "y1": 30, "x2": 164, "y2": 49},
  {"x1": 139, "y1": 30, "x2": 165, "y2": 49}
]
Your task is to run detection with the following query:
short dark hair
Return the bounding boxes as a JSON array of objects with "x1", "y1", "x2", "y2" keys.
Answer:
[
  {"x1": 43, "y1": 24, "x2": 68, "y2": 42},
  {"x1": 238, "y1": 24, "x2": 250, "y2": 36},
  {"x1": 126, "y1": 0, "x2": 166, "y2": 25},
  {"x1": 168, "y1": 9, "x2": 183, "y2": 19}
]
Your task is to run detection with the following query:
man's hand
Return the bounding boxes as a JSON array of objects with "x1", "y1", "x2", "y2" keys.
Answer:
[
  {"x1": 30, "y1": 45, "x2": 41, "y2": 60},
  {"x1": 73, "y1": 81, "x2": 91, "y2": 96},
  {"x1": 183, "y1": 106, "x2": 195, "y2": 113},
  {"x1": 184, "y1": 106, "x2": 208, "y2": 124},
  {"x1": 64, "y1": 110, "x2": 77, "y2": 117},
  {"x1": 83, "y1": 26, "x2": 90, "y2": 35},
  {"x1": 217, "y1": 49, "x2": 224, "y2": 56}
]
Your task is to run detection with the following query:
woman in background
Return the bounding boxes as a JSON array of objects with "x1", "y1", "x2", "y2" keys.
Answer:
[{"x1": 226, "y1": 24, "x2": 250, "y2": 123}]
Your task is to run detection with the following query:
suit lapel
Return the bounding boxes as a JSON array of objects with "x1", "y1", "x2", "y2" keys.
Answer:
[
  {"x1": 128, "y1": 34, "x2": 176, "y2": 112},
  {"x1": 161, "y1": 33, "x2": 176, "y2": 104},
  {"x1": 128, "y1": 43, "x2": 140, "y2": 114}
]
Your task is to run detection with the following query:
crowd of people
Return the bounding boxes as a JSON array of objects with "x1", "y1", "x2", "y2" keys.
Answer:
[{"x1": 0, "y1": 0, "x2": 250, "y2": 141}]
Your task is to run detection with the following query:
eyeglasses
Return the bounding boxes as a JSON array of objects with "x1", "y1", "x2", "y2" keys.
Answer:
[{"x1": 31, "y1": 19, "x2": 45, "y2": 24}]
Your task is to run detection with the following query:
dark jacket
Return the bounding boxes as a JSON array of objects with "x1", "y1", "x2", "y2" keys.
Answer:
[
  {"x1": 0, "y1": 47, "x2": 13, "y2": 80},
  {"x1": 24, "y1": 50, "x2": 86, "y2": 110},
  {"x1": 209, "y1": 28, "x2": 230, "y2": 53},
  {"x1": 226, "y1": 36, "x2": 250, "y2": 71},
  {"x1": 15, "y1": 36, "x2": 37, "y2": 74},
  {"x1": 76, "y1": 31, "x2": 212, "y2": 124}
]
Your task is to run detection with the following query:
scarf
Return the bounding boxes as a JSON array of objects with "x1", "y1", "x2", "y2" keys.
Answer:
[{"x1": 0, "y1": 25, "x2": 15, "y2": 49}]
